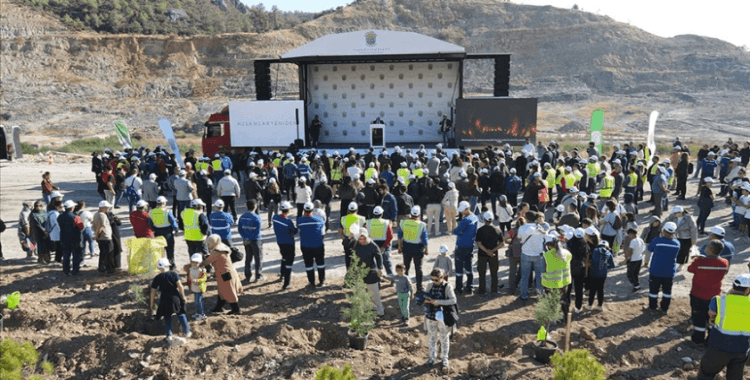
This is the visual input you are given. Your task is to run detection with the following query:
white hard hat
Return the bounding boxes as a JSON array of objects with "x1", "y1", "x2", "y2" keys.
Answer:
[
  {"x1": 483, "y1": 211, "x2": 493, "y2": 221},
  {"x1": 372, "y1": 206, "x2": 384, "y2": 216},
  {"x1": 348, "y1": 202, "x2": 358, "y2": 211},
  {"x1": 280, "y1": 201, "x2": 293, "y2": 211},
  {"x1": 440, "y1": 245, "x2": 449, "y2": 254},
  {"x1": 662, "y1": 222, "x2": 677, "y2": 233},
  {"x1": 63, "y1": 200, "x2": 76, "y2": 209},
  {"x1": 303, "y1": 202, "x2": 314, "y2": 212},
  {"x1": 410, "y1": 206, "x2": 421, "y2": 217},
  {"x1": 99, "y1": 200, "x2": 112, "y2": 208},
  {"x1": 136, "y1": 200, "x2": 148, "y2": 208},
  {"x1": 156, "y1": 196, "x2": 167, "y2": 204},
  {"x1": 157, "y1": 257, "x2": 171, "y2": 269},
  {"x1": 709, "y1": 226, "x2": 725, "y2": 237},
  {"x1": 191, "y1": 199, "x2": 205, "y2": 207},
  {"x1": 457, "y1": 201, "x2": 470, "y2": 212},
  {"x1": 190, "y1": 253, "x2": 203, "y2": 263},
  {"x1": 213, "y1": 200, "x2": 225, "y2": 208}
]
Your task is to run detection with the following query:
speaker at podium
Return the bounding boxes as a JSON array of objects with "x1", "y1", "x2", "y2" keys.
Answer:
[{"x1": 370, "y1": 124, "x2": 385, "y2": 148}]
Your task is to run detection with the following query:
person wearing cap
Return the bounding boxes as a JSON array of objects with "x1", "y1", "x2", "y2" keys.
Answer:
[
  {"x1": 123, "y1": 168, "x2": 143, "y2": 213},
  {"x1": 28, "y1": 200, "x2": 51, "y2": 264},
  {"x1": 194, "y1": 169, "x2": 214, "y2": 218},
  {"x1": 517, "y1": 211, "x2": 549, "y2": 301},
  {"x1": 297, "y1": 202, "x2": 327, "y2": 288},
  {"x1": 58, "y1": 200, "x2": 84, "y2": 276},
  {"x1": 130, "y1": 200, "x2": 154, "y2": 239},
  {"x1": 361, "y1": 178, "x2": 380, "y2": 219},
  {"x1": 149, "y1": 257, "x2": 191, "y2": 346},
  {"x1": 695, "y1": 274, "x2": 750, "y2": 380},
  {"x1": 350, "y1": 227, "x2": 385, "y2": 316},
  {"x1": 181, "y1": 199, "x2": 211, "y2": 260},
  {"x1": 93, "y1": 201, "x2": 115, "y2": 274},
  {"x1": 440, "y1": 182, "x2": 459, "y2": 233},
  {"x1": 185, "y1": 253, "x2": 208, "y2": 321},
  {"x1": 506, "y1": 168, "x2": 522, "y2": 208},
  {"x1": 41, "y1": 171, "x2": 60, "y2": 205},
  {"x1": 453, "y1": 201, "x2": 479, "y2": 295},
  {"x1": 368, "y1": 206, "x2": 395, "y2": 278},
  {"x1": 646, "y1": 222, "x2": 681, "y2": 312},
  {"x1": 560, "y1": 186, "x2": 579, "y2": 214},
  {"x1": 587, "y1": 239, "x2": 615, "y2": 311},
  {"x1": 17, "y1": 201, "x2": 36, "y2": 258},
  {"x1": 238, "y1": 200, "x2": 265, "y2": 283},
  {"x1": 282, "y1": 155, "x2": 299, "y2": 201},
  {"x1": 396, "y1": 162, "x2": 412, "y2": 187},
  {"x1": 273, "y1": 201, "x2": 298, "y2": 290},
  {"x1": 695, "y1": 177, "x2": 718, "y2": 235},
  {"x1": 297, "y1": 157, "x2": 312, "y2": 183},
  {"x1": 209, "y1": 200, "x2": 235, "y2": 248},
  {"x1": 687, "y1": 240, "x2": 729, "y2": 345},
  {"x1": 216, "y1": 169, "x2": 241, "y2": 221},
  {"x1": 398, "y1": 206, "x2": 429, "y2": 292},
  {"x1": 663, "y1": 205, "x2": 698, "y2": 268},
  {"x1": 650, "y1": 165, "x2": 669, "y2": 217},
  {"x1": 46, "y1": 200, "x2": 63, "y2": 263},
  {"x1": 337, "y1": 200, "x2": 364, "y2": 269},
  {"x1": 174, "y1": 170, "x2": 195, "y2": 221},
  {"x1": 699, "y1": 151, "x2": 718, "y2": 181},
  {"x1": 148, "y1": 196, "x2": 179, "y2": 269},
  {"x1": 294, "y1": 177, "x2": 313, "y2": 218},
  {"x1": 211, "y1": 153, "x2": 224, "y2": 184},
  {"x1": 364, "y1": 162, "x2": 379, "y2": 184},
  {"x1": 476, "y1": 211, "x2": 504, "y2": 294},
  {"x1": 698, "y1": 226, "x2": 735, "y2": 266}
]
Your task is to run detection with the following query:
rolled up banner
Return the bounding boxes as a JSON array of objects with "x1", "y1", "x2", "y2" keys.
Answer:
[
  {"x1": 590, "y1": 109, "x2": 604, "y2": 156},
  {"x1": 647, "y1": 110, "x2": 659, "y2": 157},
  {"x1": 157, "y1": 118, "x2": 185, "y2": 169},
  {"x1": 114, "y1": 119, "x2": 133, "y2": 150}
]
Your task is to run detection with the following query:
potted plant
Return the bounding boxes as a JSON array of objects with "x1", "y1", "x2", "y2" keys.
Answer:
[
  {"x1": 342, "y1": 254, "x2": 377, "y2": 350},
  {"x1": 533, "y1": 288, "x2": 563, "y2": 364}
]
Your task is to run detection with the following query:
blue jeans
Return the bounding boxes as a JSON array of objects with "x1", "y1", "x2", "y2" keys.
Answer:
[
  {"x1": 164, "y1": 313, "x2": 190, "y2": 338},
  {"x1": 128, "y1": 193, "x2": 142, "y2": 213},
  {"x1": 177, "y1": 200, "x2": 191, "y2": 215},
  {"x1": 193, "y1": 292, "x2": 205, "y2": 316},
  {"x1": 82, "y1": 227, "x2": 96, "y2": 255},
  {"x1": 520, "y1": 254, "x2": 544, "y2": 299},
  {"x1": 468, "y1": 196, "x2": 480, "y2": 215},
  {"x1": 490, "y1": 192, "x2": 502, "y2": 216},
  {"x1": 454, "y1": 246, "x2": 474, "y2": 292},
  {"x1": 43, "y1": 193, "x2": 52, "y2": 205},
  {"x1": 442, "y1": 132, "x2": 449, "y2": 146},
  {"x1": 381, "y1": 246, "x2": 394, "y2": 277},
  {"x1": 61, "y1": 242, "x2": 83, "y2": 275}
]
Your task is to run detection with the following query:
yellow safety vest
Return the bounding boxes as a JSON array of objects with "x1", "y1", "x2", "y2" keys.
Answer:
[
  {"x1": 273, "y1": 158, "x2": 281, "y2": 167},
  {"x1": 331, "y1": 166, "x2": 343, "y2": 181},
  {"x1": 196, "y1": 162, "x2": 208, "y2": 172},
  {"x1": 563, "y1": 173, "x2": 576, "y2": 189},
  {"x1": 181, "y1": 208, "x2": 204, "y2": 241},
  {"x1": 399, "y1": 218, "x2": 426, "y2": 244},
  {"x1": 397, "y1": 168, "x2": 411, "y2": 186},
  {"x1": 627, "y1": 172, "x2": 638, "y2": 188},
  {"x1": 650, "y1": 164, "x2": 659, "y2": 175},
  {"x1": 340, "y1": 213, "x2": 365, "y2": 235},
  {"x1": 414, "y1": 168, "x2": 425, "y2": 179},
  {"x1": 367, "y1": 218, "x2": 388, "y2": 241},
  {"x1": 555, "y1": 167, "x2": 564, "y2": 185},
  {"x1": 714, "y1": 294, "x2": 750, "y2": 337},
  {"x1": 365, "y1": 168, "x2": 378, "y2": 181},
  {"x1": 542, "y1": 248, "x2": 572, "y2": 289},
  {"x1": 573, "y1": 171, "x2": 582, "y2": 183},
  {"x1": 149, "y1": 208, "x2": 170, "y2": 228},
  {"x1": 545, "y1": 168, "x2": 556, "y2": 188},
  {"x1": 587, "y1": 162, "x2": 600, "y2": 177},
  {"x1": 600, "y1": 175, "x2": 614, "y2": 198},
  {"x1": 644, "y1": 146, "x2": 652, "y2": 163},
  {"x1": 212, "y1": 159, "x2": 223, "y2": 171}
]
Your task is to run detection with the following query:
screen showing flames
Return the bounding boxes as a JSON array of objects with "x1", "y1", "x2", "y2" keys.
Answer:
[{"x1": 455, "y1": 98, "x2": 537, "y2": 146}]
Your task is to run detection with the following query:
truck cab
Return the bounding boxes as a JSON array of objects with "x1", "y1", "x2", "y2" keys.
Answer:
[{"x1": 202, "y1": 107, "x2": 231, "y2": 158}]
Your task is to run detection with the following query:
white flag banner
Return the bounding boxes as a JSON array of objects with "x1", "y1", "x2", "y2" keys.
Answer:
[
  {"x1": 157, "y1": 118, "x2": 185, "y2": 169},
  {"x1": 647, "y1": 110, "x2": 659, "y2": 155}
]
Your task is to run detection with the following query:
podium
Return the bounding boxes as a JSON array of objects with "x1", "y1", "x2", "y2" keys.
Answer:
[{"x1": 370, "y1": 124, "x2": 385, "y2": 148}]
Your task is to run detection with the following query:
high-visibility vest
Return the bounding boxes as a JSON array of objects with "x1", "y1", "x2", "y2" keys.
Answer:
[
  {"x1": 542, "y1": 248, "x2": 572, "y2": 289},
  {"x1": 331, "y1": 166, "x2": 343, "y2": 181},
  {"x1": 545, "y1": 168, "x2": 556, "y2": 188},
  {"x1": 181, "y1": 208, "x2": 204, "y2": 241},
  {"x1": 149, "y1": 208, "x2": 171, "y2": 228},
  {"x1": 211, "y1": 159, "x2": 223, "y2": 171},
  {"x1": 538, "y1": 186, "x2": 550, "y2": 203},
  {"x1": 563, "y1": 173, "x2": 577, "y2": 189},
  {"x1": 340, "y1": 213, "x2": 365, "y2": 235},
  {"x1": 573, "y1": 170, "x2": 582, "y2": 183},
  {"x1": 273, "y1": 158, "x2": 282, "y2": 168},
  {"x1": 555, "y1": 167, "x2": 564, "y2": 185},
  {"x1": 650, "y1": 164, "x2": 659, "y2": 175},
  {"x1": 397, "y1": 168, "x2": 411, "y2": 186},
  {"x1": 367, "y1": 218, "x2": 388, "y2": 241},
  {"x1": 365, "y1": 168, "x2": 378, "y2": 181},
  {"x1": 644, "y1": 146, "x2": 652, "y2": 163},
  {"x1": 714, "y1": 294, "x2": 750, "y2": 337},
  {"x1": 196, "y1": 162, "x2": 209, "y2": 172},
  {"x1": 414, "y1": 168, "x2": 425, "y2": 179},
  {"x1": 588, "y1": 162, "x2": 601, "y2": 177},
  {"x1": 627, "y1": 172, "x2": 638, "y2": 188},
  {"x1": 399, "y1": 218, "x2": 426, "y2": 244},
  {"x1": 600, "y1": 175, "x2": 614, "y2": 198}
]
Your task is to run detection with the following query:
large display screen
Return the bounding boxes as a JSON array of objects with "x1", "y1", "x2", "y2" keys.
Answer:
[
  {"x1": 229, "y1": 100, "x2": 304, "y2": 147},
  {"x1": 455, "y1": 98, "x2": 537, "y2": 146}
]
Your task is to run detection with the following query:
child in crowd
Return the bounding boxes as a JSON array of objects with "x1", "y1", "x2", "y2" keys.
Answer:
[
  {"x1": 150, "y1": 258, "x2": 190, "y2": 346},
  {"x1": 186, "y1": 253, "x2": 207, "y2": 321},
  {"x1": 623, "y1": 228, "x2": 645, "y2": 291},
  {"x1": 588, "y1": 240, "x2": 616, "y2": 311},
  {"x1": 432, "y1": 245, "x2": 454, "y2": 280},
  {"x1": 392, "y1": 264, "x2": 414, "y2": 325}
]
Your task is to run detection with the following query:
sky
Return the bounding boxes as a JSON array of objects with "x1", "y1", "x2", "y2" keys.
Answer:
[{"x1": 240, "y1": 0, "x2": 749, "y2": 49}]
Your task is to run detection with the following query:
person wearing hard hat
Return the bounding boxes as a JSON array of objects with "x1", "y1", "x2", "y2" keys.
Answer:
[
  {"x1": 238, "y1": 200, "x2": 265, "y2": 284},
  {"x1": 149, "y1": 257, "x2": 191, "y2": 347},
  {"x1": 93, "y1": 200, "x2": 115, "y2": 275},
  {"x1": 541, "y1": 234, "x2": 574, "y2": 314},
  {"x1": 58, "y1": 199, "x2": 84, "y2": 276},
  {"x1": 339, "y1": 202, "x2": 366, "y2": 269},
  {"x1": 695, "y1": 273, "x2": 750, "y2": 380},
  {"x1": 476, "y1": 211, "x2": 504, "y2": 294},
  {"x1": 174, "y1": 170, "x2": 195, "y2": 221},
  {"x1": 646, "y1": 222, "x2": 681, "y2": 313},
  {"x1": 368, "y1": 206, "x2": 395, "y2": 278},
  {"x1": 149, "y1": 196, "x2": 179, "y2": 269},
  {"x1": 211, "y1": 153, "x2": 224, "y2": 184},
  {"x1": 398, "y1": 206, "x2": 429, "y2": 292},
  {"x1": 664, "y1": 205, "x2": 698, "y2": 270},
  {"x1": 297, "y1": 202, "x2": 327, "y2": 288},
  {"x1": 687, "y1": 240, "x2": 729, "y2": 345},
  {"x1": 453, "y1": 201, "x2": 479, "y2": 295},
  {"x1": 209, "y1": 199, "x2": 235, "y2": 248},
  {"x1": 181, "y1": 199, "x2": 211, "y2": 260},
  {"x1": 130, "y1": 200, "x2": 154, "y2": 238},
  {"x1": 273, "y1": 201, "x2": 298, "y2": 290},
  {"x1": 699, "y1": 226, "x2": 735, "y2": 267}
]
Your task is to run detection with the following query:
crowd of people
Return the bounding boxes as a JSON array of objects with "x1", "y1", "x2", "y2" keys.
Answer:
[{"x1": 5, "y1": 136, "x2": 750, "y2": 377}]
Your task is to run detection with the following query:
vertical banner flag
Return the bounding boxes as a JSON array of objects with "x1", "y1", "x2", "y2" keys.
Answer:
[
  {"x1": 157, "y1": 118, "x2": 185, "y2": 168},
  {"x1": 647, "y1": 110, "x2": 659, "y2": 158},
  {"x1": 590, "y1": 109, "x2": 604, "y2": 156},
  {"x1": 114, "y1": 119, "x2": 133, "y2": 149}
]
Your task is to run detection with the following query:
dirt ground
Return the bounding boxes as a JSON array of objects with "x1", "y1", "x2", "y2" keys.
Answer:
[{"x1": 1, "y1": 157, "x2": 749, "y2": 380}]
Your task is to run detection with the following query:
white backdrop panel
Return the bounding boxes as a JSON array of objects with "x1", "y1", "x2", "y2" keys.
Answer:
[
  {"x1": 229, "y1": 100, "x2": 303, "y2": 147},
  {"x1": 309, "y1": 62, "x2": 459, "y2": 145}
]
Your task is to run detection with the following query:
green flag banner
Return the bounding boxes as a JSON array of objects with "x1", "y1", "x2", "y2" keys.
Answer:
[
  {"x1": 114, "y1": 119, "x2": 133, "y2": 149},
  {"x1": 590, "y1": 109, "x2": 604, "y2": 156}
]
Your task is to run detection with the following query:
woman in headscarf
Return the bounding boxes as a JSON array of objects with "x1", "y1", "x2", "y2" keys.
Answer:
[{"x1": 201, "y1": 234, "x2": 243, "y2": 315}]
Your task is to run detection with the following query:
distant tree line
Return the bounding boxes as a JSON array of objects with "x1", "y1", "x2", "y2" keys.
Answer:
[{"x1": 15, "y1": 0, "x2": 345, "y2": 35}]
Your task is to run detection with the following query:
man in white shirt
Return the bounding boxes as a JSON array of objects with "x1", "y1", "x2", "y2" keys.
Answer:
[
  {"x1": 216, "y1": 169, "x2": 241, "y2": 221},
  {"x1": 516, "y1": 211, "x2": 547, "y2": 301},
  {"x1": 124, "y1": 168, "x2": 144, "y2": 212},
  {"x1": 624, "y1": 228, "x2": 645, "y2": 291},
  {"x1": 522, "y1": 138, "x2": 536, "y2": 159}
]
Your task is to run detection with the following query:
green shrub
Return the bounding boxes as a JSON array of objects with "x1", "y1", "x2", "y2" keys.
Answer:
[
  {"x1": 550, "y1": 349, "x2": 606, "y2": 380},
  {"x1": 533, "y1": 288, "x2": 563, "y2": 341},
  {"x1": 315, "y1": 364, "x2": 356, "y2": 380},
  {"x1": 342, "y1": 254, "x2": 377, "y2": 338},
  {"x1": 0, "y1": 338, "x2": 54, "y2": 380}
]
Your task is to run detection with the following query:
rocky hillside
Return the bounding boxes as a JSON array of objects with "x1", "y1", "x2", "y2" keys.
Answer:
[{"x1": 1, "y1": 0, "x2": 749, "y2": 135}]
